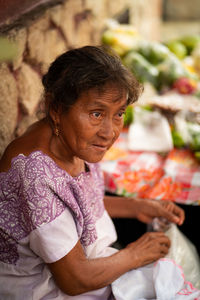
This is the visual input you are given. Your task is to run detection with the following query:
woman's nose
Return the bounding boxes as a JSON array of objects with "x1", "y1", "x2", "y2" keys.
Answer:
[{"x1": 98, "y1": 119, "x2": 115, "y2": 140}]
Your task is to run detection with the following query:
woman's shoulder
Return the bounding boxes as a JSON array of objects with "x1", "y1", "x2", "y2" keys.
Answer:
[
  {"x1": 0, "y1": 119, "x2": 51, "y2": 173},
  {"x1": 0, "y1": 145, "x2": 64, "y2": 179},
  {"x1": 0, "y1": 137, "x2": 41, "y2": 173},
  {"x1": 0, "y1": 138, "x2": 26, "y2": 172}
]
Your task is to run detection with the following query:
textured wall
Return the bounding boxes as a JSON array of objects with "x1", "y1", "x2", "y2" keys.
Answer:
[{"x1": 0, "y1": 0, "x2": 162, "y2": 156}]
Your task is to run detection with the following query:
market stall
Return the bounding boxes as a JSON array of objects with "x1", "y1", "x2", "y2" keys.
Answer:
[{"x1": 100, "y1": 20, "x2": 200, "y2": 255}]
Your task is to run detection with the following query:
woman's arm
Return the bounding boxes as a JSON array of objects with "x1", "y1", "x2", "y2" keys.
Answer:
[
  {"x1": 104, "y1": 195, "x2": 185, "y2": 225},
  {"x1": 103, "y1": 195, "x2": 138, "y2": 219},
  {"x1": 47, "y1": 197, "x2": 184, "y2": 295},
  {"x1": 48, "y1": 232, "x2": 170, "y2": 296}
]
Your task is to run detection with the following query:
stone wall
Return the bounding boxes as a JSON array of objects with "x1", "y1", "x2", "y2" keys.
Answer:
[{"x1": 0, "y1": 0, "x2": 162, "y2": 157}]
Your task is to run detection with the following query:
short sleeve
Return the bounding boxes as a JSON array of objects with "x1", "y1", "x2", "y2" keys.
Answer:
[{"x1": 29, "y1": 208, "x2": 79, "y2": 263}]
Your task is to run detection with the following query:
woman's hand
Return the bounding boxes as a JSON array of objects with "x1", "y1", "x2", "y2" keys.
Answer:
[
  {"x1": 104, "y1": 195, "x2": 185, "y2": 226},
  {"x1": 48, "y1": 232, "x2": 170, "y2": 295},
  {"x1": 134, "y1": 198, "x2": 185, "y2": 226},
  {"x1": 125, "y1": 231, "x2": 171, "y2": 268}
]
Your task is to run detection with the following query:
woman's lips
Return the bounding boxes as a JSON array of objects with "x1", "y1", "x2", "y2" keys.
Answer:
[{"x1": 92, "y1": 144, "x2": 108, "y2": 151}]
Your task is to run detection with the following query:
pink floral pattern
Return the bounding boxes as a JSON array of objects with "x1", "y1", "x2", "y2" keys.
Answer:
[{"x1": 0, "y1": 151, "x2": 105, "y2": 264}]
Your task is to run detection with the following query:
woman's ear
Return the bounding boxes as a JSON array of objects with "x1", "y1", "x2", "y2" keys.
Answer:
[
  {"x1": 49, "y1": 108, "x2": 59, "y2": 124},
  {"x1": 49, "y1": 109, "x2": 60, "y2": 137}
]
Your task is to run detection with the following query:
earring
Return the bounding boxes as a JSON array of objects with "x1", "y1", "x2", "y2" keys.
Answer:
[{"x1": 54, "y1": 124, "x2": 59, "y2": 137}]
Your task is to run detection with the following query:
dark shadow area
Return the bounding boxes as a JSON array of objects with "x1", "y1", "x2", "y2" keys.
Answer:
[{"x1": 177, "y1": 203, "x2": 200, "y2": 255}]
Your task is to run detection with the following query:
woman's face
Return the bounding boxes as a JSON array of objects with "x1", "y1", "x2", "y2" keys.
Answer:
[{"x1": 55, "y1": 86, "x2": 128, "y2": 163}]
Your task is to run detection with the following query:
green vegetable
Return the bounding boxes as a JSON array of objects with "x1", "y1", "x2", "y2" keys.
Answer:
[
  {"x1": 123, "y1": 51, "x2": 159, "y2": 87},
  {"x1": 142, "y1": 105, "x2": 153, "y2": 111},
  {"x1": 180, "y1": 35, "x2": 200, "y2": 54},
  {"x1": 101, "y1": 30, "x2": 115, "y2": 45},
  {"x1": 157, "y1": 55, "x2": 190, "y2": 90},
  {"x1": 123, "y1": 105, "x2": 134, "y2": 126},
  {"x1": 171, "y1": 129, "x2": 185, "y2": 148},
  {"x1": 138, "y1": 41, "x2": 171, "y2": 65},
  {"x1": 177, "y1": 122, "x2": 200, "y2": 151},
  {"x1": 194, "y1": 151, "x2": 200, "y2": 161},
  {"x1": 190, "y1": 136, "x2": 200, "y2": 151},
  {"x1": 166, "y1": 40, "x2": 187, "y2": 59},
  {"x1": 187, "y1": 122, "x2": 200, "y2": 151}
]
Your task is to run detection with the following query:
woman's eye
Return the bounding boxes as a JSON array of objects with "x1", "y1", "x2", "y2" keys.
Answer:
[
  {"x1": 91, "y1": 112, "x2": 101, "y2": 119},
  {"x1": 116, "y1": 111, "x2": 125, "y2": 118}
]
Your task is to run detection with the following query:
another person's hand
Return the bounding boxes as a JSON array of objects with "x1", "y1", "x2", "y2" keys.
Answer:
[
  {"x1": 133, "y1": 198, "x2": 185, "y2": 226},
  {"x1": 125, "y1": 231, "x2": 171, "y2": 268}
]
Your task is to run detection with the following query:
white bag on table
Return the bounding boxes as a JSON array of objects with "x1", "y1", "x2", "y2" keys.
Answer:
[{"x1": 127, "y1": 107, "x2": 173, "y2": 152}]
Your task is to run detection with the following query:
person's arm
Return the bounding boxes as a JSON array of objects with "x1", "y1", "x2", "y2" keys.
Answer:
[
  {"x1": 104, "y1": 195, "x2": 185, "y2": 225},
  {"x1": 103, "y1": 195, "x2": 138, "y2": 218},
  {"x1": 48, "y1": 231, "x2": 170, "y2": 296}
]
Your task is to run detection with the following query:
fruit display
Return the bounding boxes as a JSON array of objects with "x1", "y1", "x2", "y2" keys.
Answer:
[
  {"x1": 172, "y1": 77, "x2": 197, "y2": 94},
  {"x1": 102, "y1": 21, "x2": 200, "y2": 94},
  {"x1": 101, "y1": 21, "x2": 200, "y2": 155},
  {"x1": 173, "y1": 111, "x2": 200, "y2": 152},
  {"x1": 123, "y1": 51, "x2": 159, "y2": 87}
]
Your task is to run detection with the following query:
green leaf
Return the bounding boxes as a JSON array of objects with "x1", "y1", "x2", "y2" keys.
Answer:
[
  {"x1": 171, "y1": 129, "x2": 185, "y2": 148},
  {"x1": 123, "y1": 105, "x2": 134, "y2": 126}
]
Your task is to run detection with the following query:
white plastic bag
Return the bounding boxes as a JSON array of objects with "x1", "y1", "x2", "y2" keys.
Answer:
[
  {"x1": 152, "y1": 219, "x2": 200, "y2": 289},
  {"x1": 112, "y1": 258, "x2": 200, "y2": 300},
  {"x1": 165, "y1": 223, "x2": 200, "y2": 289},
  {"x1": 127, "y1": 107, "x2": 173, "y2": 152}
]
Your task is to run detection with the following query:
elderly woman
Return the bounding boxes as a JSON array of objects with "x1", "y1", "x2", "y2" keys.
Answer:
[{"x1": 0, "y1": 46, "x2": 184, "y2": 299}]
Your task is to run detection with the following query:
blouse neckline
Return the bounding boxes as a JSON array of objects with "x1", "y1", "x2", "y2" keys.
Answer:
[{"x1": 3, "y1": 150, "x2": 91, "y2": 180}]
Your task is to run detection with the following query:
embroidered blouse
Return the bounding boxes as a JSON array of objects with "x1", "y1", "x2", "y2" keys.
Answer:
[{"x1": 0, "y1": 151, "x2": 117, "y2": 300}]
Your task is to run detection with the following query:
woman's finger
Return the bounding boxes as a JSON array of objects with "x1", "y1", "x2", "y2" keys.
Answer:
[
  {"x1": 161, "y1": 201, "x2": 185, "y2": 225},
  {"x1": 171, "y1": 204, "x2": 185, "y2": 225}
]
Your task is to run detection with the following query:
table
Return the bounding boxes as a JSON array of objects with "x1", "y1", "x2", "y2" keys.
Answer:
[{"x1": 101, "y1": 132, "x2": 200, "y2": 254}]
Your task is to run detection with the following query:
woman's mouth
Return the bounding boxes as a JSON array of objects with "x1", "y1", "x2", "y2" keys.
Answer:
[{"x1": 92, "y1": 144, "x2": 108, "y2": 151}]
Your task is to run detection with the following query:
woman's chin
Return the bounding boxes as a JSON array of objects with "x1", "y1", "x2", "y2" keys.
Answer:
[{"x1": 83, "y1": 152, "x2": 107, "y2": 163}]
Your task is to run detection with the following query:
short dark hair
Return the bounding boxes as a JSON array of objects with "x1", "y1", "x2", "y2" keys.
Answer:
[{"x1": 42, "y1": 45, "x2": 143, "y2": 115}]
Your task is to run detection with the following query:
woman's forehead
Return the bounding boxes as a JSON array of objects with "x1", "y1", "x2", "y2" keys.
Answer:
[
  {"x1": 81, "y1": 85, "x2": 128, "y2": 104},
  {"x1": 65, "y1": 88, "x2": 128, "y2": 116}
]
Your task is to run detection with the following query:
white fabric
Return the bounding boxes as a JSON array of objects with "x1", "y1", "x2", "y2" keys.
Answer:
[
  {"x1": 86, "y1": 210, "x2": 118, "y2": 259},
  {"x1": 30, "y1": 208, "x2": 79, "y2": 263},
  {"x1": 0, "y1": 209, "x2": 117, "y2": 300}
]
